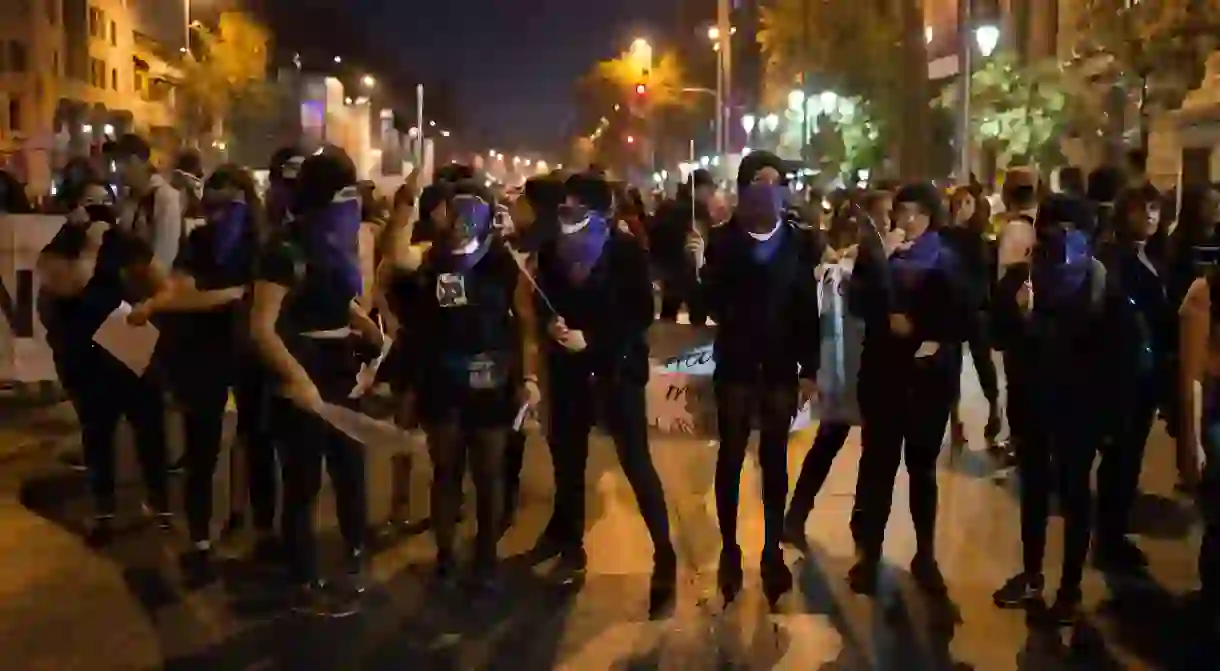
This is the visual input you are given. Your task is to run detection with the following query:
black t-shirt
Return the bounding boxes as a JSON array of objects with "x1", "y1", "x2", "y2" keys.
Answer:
[
  {"x1": 171, "y1": 218, "x2": 260, "y2": 347},
  {"x1": 256, "y1": 233, "x2": 355, "y2": 334}
]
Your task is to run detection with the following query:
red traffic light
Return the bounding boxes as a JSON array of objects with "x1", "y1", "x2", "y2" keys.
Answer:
[{"x1": 635, "y1": 83, "x2": 647, "y2": 96}]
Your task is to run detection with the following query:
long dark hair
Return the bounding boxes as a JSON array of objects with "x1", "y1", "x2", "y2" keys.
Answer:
[
  {"x1": 948, "y1": 187, "x2": 990, "y2": 235},
  {"x1": 205, "y1": 163, "x2": 268, "y2": 246},
  {"x1": 1112, "y1": 185, "x2": 1168, "y2": 262}
]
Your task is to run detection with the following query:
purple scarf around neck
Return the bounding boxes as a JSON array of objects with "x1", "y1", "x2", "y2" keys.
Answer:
[
  {"x1": 305, "y1": 186, "x2": 363, "y2": 299},
  {"x1": 748, "y1": 221, "x2": 788, "y2": 264},
  {"x1": 556, "y1": 212, "x2": 611, "y2": 283}
]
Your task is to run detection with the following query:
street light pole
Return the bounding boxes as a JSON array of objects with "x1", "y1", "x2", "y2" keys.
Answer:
[
  {"x1": 415, "y1": 83, "x2": 425, "y2": 166},
  {"x1": 956, "y1": 0, "x2": 973, "y2": 186},
  {"x1": 717, "y1": 0, "x2": 731, "y2": 183}
]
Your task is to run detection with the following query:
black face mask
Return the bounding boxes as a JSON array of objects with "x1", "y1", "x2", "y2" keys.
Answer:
[{"x1": 84, "y1": 203, "x2": 117, "y2": 224}]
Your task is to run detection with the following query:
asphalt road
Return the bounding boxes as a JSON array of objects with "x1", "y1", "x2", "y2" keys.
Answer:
[{"x1": 0, "y1": 357, "x2": 1213, "y2": 670}]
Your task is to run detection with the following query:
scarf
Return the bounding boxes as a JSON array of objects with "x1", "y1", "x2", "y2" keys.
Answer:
[
  {"x1": 747, "y1": 219, "x2": 787, "y2": 264},
  {"x1": 738, "y1": 183, "x2": 788, "y2": 264},
  {"x1": 303, "y1": 186, "x2": 362, "y2": 299},
  {"x1": 1032, "y1": 229, "x2": 1091, "y2": 305},
  {"x1": 556, "y1": 211, "x2": 611, "y2": 283}
]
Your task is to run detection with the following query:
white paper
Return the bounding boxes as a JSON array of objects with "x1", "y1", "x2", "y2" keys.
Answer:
[
  {"x1": 93, "y1": 302, "x2": 160, "y2": 376},
  {"x1": 348, "y1": 336, "x2": 393, "y2": 399},
  {"x1": 319, "y1": 403, "x2": 413, "y2": 447}
]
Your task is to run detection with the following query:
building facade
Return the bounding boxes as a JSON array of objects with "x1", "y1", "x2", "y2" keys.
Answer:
[{"x1": 0, "y1": 0, "x2": 183, "y2": 198}]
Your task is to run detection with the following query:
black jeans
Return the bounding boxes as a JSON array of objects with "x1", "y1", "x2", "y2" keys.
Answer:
[
  {"x1": 69, "y1": 363, "x2": 170, "y2": 516},
  {"x1": 851, "y1": 361, "x2": 954, "y2": 561},
  {"x1": 547, "y1": 370, "x2": 671, "y2": 556},
  {"x1": 788, "y1": 421, "x2": 853, "y2": 524},
  {"x1": 1011, "y1": 388, "x2": 1098, "y2": 593},
  {"x1": 956, "y1": 310, "x2": 999, "y2": 408},
  {"x1": 270, "y1": 396, "x2": 367, "y2": 585},
  {"x1": 715, "y1": 381, "x2": 795, "y2": 554},
  {"x1": 1096, "y1": 375, "x2": 1160, "y2": 545},
  {"x1": 426, "y1": 419, "x2": 508, "y2": 565},
  {"x1": 179, "y1": 360, "x2": 276, "y2": 543}
]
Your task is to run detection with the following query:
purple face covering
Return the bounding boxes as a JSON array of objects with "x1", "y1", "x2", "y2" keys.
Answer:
[
  {"x1": 1037, "y1": 228, "x2": 1092, "y2": 302},
  {"x1": 206, "y1": 200, "x2": 249, "y2": 266},
  {"x1": 738, "y1": 183, "x2": 788, "y2": 264},
  {"x1": 306, "y1": 186, "x2": 363, "y2": 299},
  {"x1": 556, "y1": 212, "x2": 611, "y2": 283}
]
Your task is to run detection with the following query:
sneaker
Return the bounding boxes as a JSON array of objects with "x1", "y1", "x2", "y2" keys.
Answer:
[
  {"x1": 717, "y1": 545, "x2": 744, "y2": 606},
  {"x1": 760, "y1": 548, "x2": 793, "y2": 606},
  {"x1": 910, "y1": 552, "x2": 948, "y2": 596},
  {"x1": 993, "y1": 572, "x2": 1044, "y2": 609},
  {"x1": 983, "y1": 410, "x2": 1002, "y2": 444},
  {"x1": 168, "y1": 456, "x2": 186, "y2": 476},
  {"x1": 847, "y1": 557, "x2": 879, "y2": 596},
  {"x1": 60, "y1": 452, "x2": 88, "y2": 472},
  {"x1": 346, "y1": 548, "x2": 371, "y2": 595},
  {"x1": 1093, "y1": 536, "x2": 1148, "y2": 574},
  {"x1": 85, "y1": 515, "x2": 114, "y2": 548},
  {"x1": 780, "y1": 512, "x2": 808, "y2": 548}
]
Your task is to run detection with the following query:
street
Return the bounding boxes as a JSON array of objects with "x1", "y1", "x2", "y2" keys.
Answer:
[{"x1": 0, "y1": 363, "x2": 1212, "y2": 670}]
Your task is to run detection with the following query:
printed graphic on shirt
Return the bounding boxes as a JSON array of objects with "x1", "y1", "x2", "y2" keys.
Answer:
[{"x1": 436, "y1": 272, "x2": 468, "y2": 307}]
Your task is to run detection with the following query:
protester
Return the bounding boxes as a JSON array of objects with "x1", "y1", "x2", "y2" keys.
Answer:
[
  {"x1": 250, "y1": 148, "x2": 381, "y2": 616},
  {"x1": 693, "y1": 166, "x2": 819, "y2": 605},
  {"x1": 109, "y1": 134, "x2": 184, "y2": 268}
]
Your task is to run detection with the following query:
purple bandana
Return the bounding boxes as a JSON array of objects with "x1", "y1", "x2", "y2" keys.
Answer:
[
  {"x1": 738, "y1": 184, "x2": 788, "y2": 264},
  {"x1": 306, "y1": 186, "x2": 362, "y2": 299},
  {"x1": 556, "y1": 212, "x2": 611, "y2": 283},
  {"x1": 1034, "y1": 229, "x2": 1092, "y2": 303}
]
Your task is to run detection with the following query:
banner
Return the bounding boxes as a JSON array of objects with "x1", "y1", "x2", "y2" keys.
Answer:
[
  {"x1": 0, "y1": 215, "x2": 62, "y2": 383},
  {"x1": 816, "y1": 263, "x2": 864, "y2": 425}
]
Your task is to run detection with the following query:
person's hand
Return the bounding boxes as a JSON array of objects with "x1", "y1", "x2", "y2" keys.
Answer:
[
  {"x1": 889, "y1": 313, "x2": 914, "y2": 337},
  {"x1": 798, "y1": 377, "x2": 819, "y2": 407},
  {"x1": 127, "y1": 301, "x2": 154, "y2": 326},
  {"x1": 547, "y1": 316, "x2": 569, "y2": 343},
  {"x1": 685, "y1": 232, "x2": 706, "y2": 269},
  {"x1": 519, "y1": 376, "x2": 542, "y2": 409},
  {"x1": 283, "y1": 376, "x2": 324, "y2": 414},
  {"x1": 884, "y1": 228, "x2": 908, "y2": 257},
  {"x1": 1016, "y1": 281, "x2": 1034, "y2": 311},
  {"x1": 559, "y1": 329, "x2": 587, "y2": 352}
]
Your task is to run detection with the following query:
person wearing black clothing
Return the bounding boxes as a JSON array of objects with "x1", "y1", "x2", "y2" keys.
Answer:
[
  {"x1": 1093, "y1": 187, "x2": 1174, "y2": 573},
  {"x1": 990, "y1": 194, "x2": 1117, "y2": 625},
  {"x1": 652, "y1": 168, "x2": 715, "y2": 324},
  {"x1": 265, "y1": 146, "x2": 305, "y2": 232},
  {"x1": 250, "y1": 149, "x2": 383, "y2": 616},
  {"x1": 36, "y1": 181, "x2": 172, "y2": 546},
  {"x1": 694, "y1": 179, "x2": 819, "y2": 605},
  {"x1": 534, "y1": 172, "x2": 677, "y2": 609},
  {"x1": 846, "y1": 183, "x2": 966, "y2": 596},
  {"x1": 942, "y1": 187, "x2": 1002, "y2": 448},
  {"x1": 397, "y1": 180, "x2": 541, "y2": 586},
  {"x1": 130, "y1": 165, "x2": 275, "y2": 583}
]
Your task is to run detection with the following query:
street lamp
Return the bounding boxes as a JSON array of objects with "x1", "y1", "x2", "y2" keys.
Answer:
[
  {"x1": 361, "y1": 75, "x2": 376, "y2": 88},
  {"x1": 629, "y1": 38, "x2": 653, "y2": 75},
  {"x1": 956, "y1": 11, "x2": 1002, "y2": 185},
  {"x1": 333, "y1": 56, "x2": 342, "y2": 64},
  {"x1": 975, "y1": 25, "x2": 1000, "y2": 58}
]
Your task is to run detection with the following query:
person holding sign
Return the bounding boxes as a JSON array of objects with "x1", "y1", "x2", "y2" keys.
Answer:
[
  {"x1": 393, "y1": 178, "x2": 542, "y2": 591},
  {"x1": 693, "y1": 159, "x2": 821, "y2": 606},
  {"x1": 128, "y1": 165, "x2": 273, "y2": 586},
  {"x1": 990, "y1": 193, "x2": 1117, "y2": 626},
  {"x1": 533, "y1": 172, "x2": 677, "y2": 613},
  {"x1": 36, "y1": 177, "x2": 173, "y2": 546},
  {"x1": 846, "y1": 183, "x2": 967, "y2": 598},
  {"x1": 250, "y1": 148, "x2": 383, "y2": 617}
]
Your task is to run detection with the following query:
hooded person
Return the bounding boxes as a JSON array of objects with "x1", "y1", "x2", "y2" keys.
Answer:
[
  {"x1": 690, "y1": 174, "x2": 820, "y2": 606},
  {"x1": 36, "y1": 176, "x2": 173, "y2": 546},
  {"x1": 990, "y1": 192, "x2": 1120, "y2": 626},
  {"x1": 532, "y1": 171, "x2": 677, "y2": 614},
  {"x1": 844, "y1": 182, "x2": 967, "y2": 598},
  {"x1": 128, "y1": 164, "x2": 275, "y2": 584},
  {"x1": 393, "y1": 179, "x2": 541, "y2": 589},
  {"x1": 249, "y1": 147, "x2": 384, "y2": 617}
]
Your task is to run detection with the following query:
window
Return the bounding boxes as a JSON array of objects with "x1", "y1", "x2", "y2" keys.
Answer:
[
  {"x1": 111, "y1": 68, "x2": 117, "y2": 90},
  {"x1": 133, "y1": 69, "x2": 142, "y2": 95},
  {"x1": 9, "y1": 42, "x2": 27, "y2": 72},
  {"x1": 88, "y1": 7, "x2": 103, "y2": 38},
  {"x1": 89, "y1": 58, "x2": 106, "y2": 88},
  {"x1": 9, "y1": 97, "x2": 22, "y2": 133},
  {"x1": 109, "y1": 21, "x2": 116, "y2": 46}
]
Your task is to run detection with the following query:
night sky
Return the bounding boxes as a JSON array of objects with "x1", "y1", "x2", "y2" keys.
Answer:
[{"x1": 362, "y1": 0, "x2": 679, "y2": 155}]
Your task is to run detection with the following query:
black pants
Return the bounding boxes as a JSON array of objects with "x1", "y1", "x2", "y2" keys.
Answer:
[
  {"x1": 69, "y1": 363, "x2": 170, "y2": 516},
  {"x1": 1095, "y1": 377, "x2": 1159, "y2": 545},
  {"x1": 788, "y1": 421, "x2": 853, "y2": 523},
  {"x1": 270, "y1": 396, "x2": 367, "y2": 585},
  {"x1": 179, "y1": 361, "x2": 276, "y2": 543},
  {"x1": 715, "y1": 381, "x2": 795, "y2": 554},
  {"x1": 547, "y1": 371, "x2": 671, "y2": 556},
  {"x1": 658, "y1": 265, "x2": 706, "y2": 325},
  {"x1": 426, "y1": 419, "x2": 507, "y2": 565},
  {"x1": 851, "y1": 362, "x2": 953, "y2": 561},
  {"x1": 1010, "y1": 386, "x2": 1098, "y2": 593},
  {"x1": 956, "y1": 311, "x2": 999, "y2": 408}
]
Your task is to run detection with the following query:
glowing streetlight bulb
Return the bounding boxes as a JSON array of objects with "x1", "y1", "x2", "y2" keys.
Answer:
[
  {"x1": 333, "y1": 56, "x2": 342, "y2": 64},
  {"x1": 362, "y1": 75, "x2": 376, "y2": 88},
  {"x1": 975, "y1": 25, "x2": 1000, "y2": 57}
]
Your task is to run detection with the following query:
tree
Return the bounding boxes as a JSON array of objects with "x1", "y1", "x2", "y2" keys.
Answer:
[
  {"x1": 934, "y1": 52, "x2": 1105, "y2": 169},
  {"x1": 1079, "y1": 0, "x2": 1220, "y2": 148},
  {"x1": 759, "y1": 0, "x2": 928, "y2": 177},
  {"x1": 587, "y1": 50, "x2": 691, "y2": 112},
  {"x1": 177, "y1": 12, "x2": 273, "y2": 146}
]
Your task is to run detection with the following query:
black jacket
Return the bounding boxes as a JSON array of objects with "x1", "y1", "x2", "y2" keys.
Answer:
[{"x1": 699, "y1": 222, "x2": 820, "y2": 385}]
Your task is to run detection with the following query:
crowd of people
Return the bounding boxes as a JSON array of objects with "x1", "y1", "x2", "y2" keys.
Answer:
[{"x1": 27, "y1": 136, "x2": 1217, "y2": 637}]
